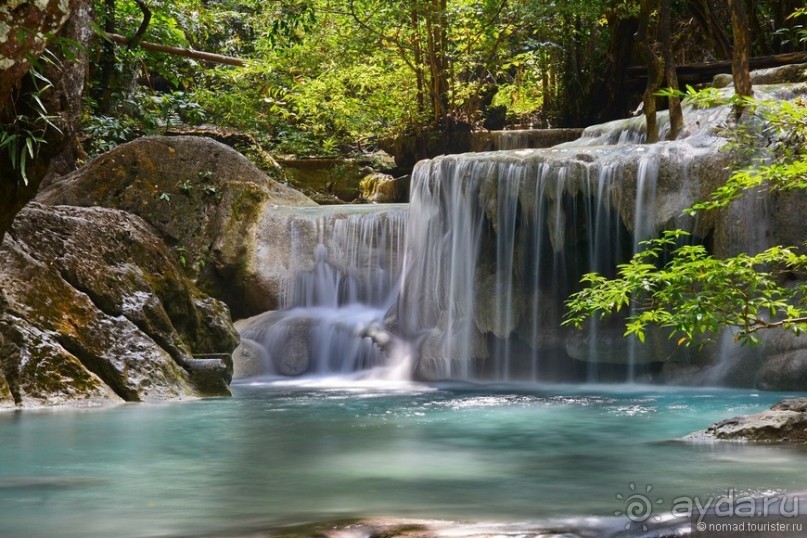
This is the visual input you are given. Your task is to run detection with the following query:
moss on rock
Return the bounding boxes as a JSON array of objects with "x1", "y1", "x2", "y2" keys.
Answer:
[
  {"x1": 37, "y1": 136, "x2": 316, "y2": 319},
  {"x1": 0, "y1": 203, "x2": 239, "y2": 408}
]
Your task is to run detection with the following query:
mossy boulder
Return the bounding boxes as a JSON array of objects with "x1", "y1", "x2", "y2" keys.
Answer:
[
  {"x1": 278, "y1": 152, "x2": 396, "y2": 203},
  {"x1": 37, "y1": 136, "x2": 316, "y2": 318},
  {"x1": 359, "y1": 173, "x2": 407, "y2": 203},
  {"x1": 0, "y1": 203, "x2": 239, "y2": 408}
]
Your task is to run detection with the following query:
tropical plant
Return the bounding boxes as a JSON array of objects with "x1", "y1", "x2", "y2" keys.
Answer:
[{"x1": 0, "y1": 62, "x2": 62, "y2": 185}]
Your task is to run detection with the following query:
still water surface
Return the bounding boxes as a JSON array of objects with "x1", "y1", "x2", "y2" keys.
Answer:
[{"x1": 1, "y1": 380, "x2": 805, "y2": 537}]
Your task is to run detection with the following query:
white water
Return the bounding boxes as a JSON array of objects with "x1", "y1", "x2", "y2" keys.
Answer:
[
  {"x1": 242, "y1": 82, "x2": 806, "y2": 384},
  {"x1": 242, "y1": 206, "x2": 410, "y2": 380}
]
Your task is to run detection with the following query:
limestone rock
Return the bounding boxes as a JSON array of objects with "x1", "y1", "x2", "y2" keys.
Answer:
[
  {"x1": 237, "y1": 311, "x2": 311, "y2": 376},
  {"x1": 565, "y1": 324, "x2": 678, "y2": 367},
  {"x1": 416, "y1": 326, "x2": 488, "y2": 380},
  {"x1": 713, "y1": 63, "x2": 807, "y2": 88},
  {"x1": 232, "y1": 338, "x2": 272, "y2": 380},
  {"x1": 36, "y1": 136, "x2": 316, "y2": 318},
  {"x1": 469, "y1": 128, "x2": 585, "y2": 152},
  {"x1": 757, "y1": 350, "x2": 807, "y2": 391},
  {"x1": 278, "y1": 154, "x2": 395, "y2": 202},
  {"x1": 0, "y1": 369, "x2": 14, "y2": 409},
  {"x1": 0, "y1": 204, "x2": 238, "y2": 407},
  {"x1": 685, "y1": 398, "x2": 807, "y2": 443},
  {"x1": 474, "y1": 272, "x2": 523, "y2": 338},
  {"x1": 360, "y1": 173, "x2": 405, "y2": 203}
]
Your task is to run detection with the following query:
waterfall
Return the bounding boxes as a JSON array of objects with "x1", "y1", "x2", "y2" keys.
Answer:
[
  {"x1": 242, "y1": 135, "x2": 724, "y2": 382},
  {"x1": 397, "y1": 148, "x2": 647, "y2": 381},
  {"x1": 239, "y1": 81, "x2": 807, "y2": 383},
  {"x1": 395, "y1": 112, "x2": 733, "y2": 382},
  {"x1": 626, "y1": 153, "x2": 660, "y2": 382},
  {"x1": 241, "y1": 206, "x2": 409, "y2": 378}
]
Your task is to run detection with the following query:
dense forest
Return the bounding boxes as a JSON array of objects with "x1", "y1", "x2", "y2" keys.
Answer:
[
  {"x1": 3, "y1": 1, "x2": 806, "y2": 195},
  {"x1": 1, "y1": 0, "x2": 806, "y2": 343}
]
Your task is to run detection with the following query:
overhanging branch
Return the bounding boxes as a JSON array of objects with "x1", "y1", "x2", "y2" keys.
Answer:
[
  {"x1": 128, "y1": 0, "x2": 152, "y2": 50},
  {"x1": 102, "y1": 33, "x2": 246, "y2": 67}
]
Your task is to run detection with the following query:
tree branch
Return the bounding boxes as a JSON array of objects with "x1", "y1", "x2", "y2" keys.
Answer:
[
  {"x1": 103, "y1": 33, "x2": 246, "y2": 66},
  {"x1": 744, "y1": 316, "x2": 807, "y2": 335},
  {"x1": 128, "y1": 0, "x2": 152, "y2": 50}
]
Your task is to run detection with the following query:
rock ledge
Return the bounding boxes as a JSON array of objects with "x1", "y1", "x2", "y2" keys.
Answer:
[{"x1": 684, "y1": 398, "x2": 807, "y2": 442}]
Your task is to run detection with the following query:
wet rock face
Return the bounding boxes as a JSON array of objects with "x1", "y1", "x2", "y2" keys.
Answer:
[
  {"x1": 359, "y1": 173, "x2": 406, "y2": 203},
  {"x1": 0, "y1": 204, "x2": 239, "y2": 408},
  {"x1": 685, "y1": 398, "x2": 807, "y2": 443},
  {"x1": 757, "y1": 351, "x2": 807, "y2": 391},
  {"x1": 36, "y1": 136, "x2": 316, "y2": 318}
]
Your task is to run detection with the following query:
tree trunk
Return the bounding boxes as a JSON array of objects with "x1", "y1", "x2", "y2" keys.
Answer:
[
  {"x1": 541, "y1": 50, "x2": 551, "y2": 120},
  {"x1": 602, "y1": 14, "x2": 638, "y2": 122},
  {"x1": 638, "y1": 0, "x2": 664, "y2": 143},
  {"x1": 686, "y1": 0, "x2": 732, "y2": 60},
  {"x1": 0, "y1": 1, "x2": 76, "y2": 117},
  {"x1": 728, "y1": 0, "x2": 752, "y2": 120},
  {"x1": 660, "y1": 0, "x2": 683, "y2": 139},
  {"x1": 95, "y1": 0, "x2": 117, "y2": 112},
  {"x1": 41, "y1": 0, "x2": 93, "y2": 186},
  {"x1": 744, "y1": 0, "x2": 771, "y2": 54},
  {"x1": 0, "y1": 0, "x2": 84, "y2": 243},
  {"x1": 410, "y1": 7, "x2": 425, "y2": 116},
  {"x1": 423, "y1": 0, "x2": 450, "y2": 125}
]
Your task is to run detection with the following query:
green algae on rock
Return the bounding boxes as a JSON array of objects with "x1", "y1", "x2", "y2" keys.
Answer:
[
  {"x1": 37, "y1": 136, "x2": 317, "y2": 318},
  {"x1": 0, "y1": 203, "x2": 239, "y2": 408}
]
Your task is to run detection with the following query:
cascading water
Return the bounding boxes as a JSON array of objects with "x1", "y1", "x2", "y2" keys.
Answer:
[
  {"x1": 240, "y1": 206, "x2": 409, "y2": 378},
  {"x1": 625, "y1": 152, "x2": 661, "y2": 382},
  {"x1": 240, "y1": 82, "x2": 805, "y2": 384},
  {"x1": 394, "y1": 92, "x2": 749, "y2": 382},
  {"x1": 398, "y1": 149, "x2": 637, "y2": 381}
]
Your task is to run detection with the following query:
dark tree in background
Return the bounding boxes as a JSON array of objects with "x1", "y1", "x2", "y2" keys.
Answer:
[{"x1": 0, "y1": 0, "x2": 91, "y2": 243}]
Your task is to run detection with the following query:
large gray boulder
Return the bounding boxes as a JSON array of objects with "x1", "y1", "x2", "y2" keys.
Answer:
[
  {"x1": 0, "y1": 203, "x2": 239, "y2": 408},
  {"x1": 37, "y1": 136, "x2": 317, "y2": 318}
]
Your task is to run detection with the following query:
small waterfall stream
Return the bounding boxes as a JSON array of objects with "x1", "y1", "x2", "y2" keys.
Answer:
[{"x1": 240, "y1": 206, "x2": 410, "y2": 378}]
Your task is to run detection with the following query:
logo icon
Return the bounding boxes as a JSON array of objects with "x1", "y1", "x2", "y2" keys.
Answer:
[{"x1": 614, "y1": 482, "x2": 664, "y2": 531}]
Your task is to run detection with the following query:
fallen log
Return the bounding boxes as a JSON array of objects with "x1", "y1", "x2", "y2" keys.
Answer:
[
  {"x1": 103, "y1": 32, "x2": 246, "y2": 67},
  {"x1": 626, "y1": 51, "x2": 807, "y2": 87}
]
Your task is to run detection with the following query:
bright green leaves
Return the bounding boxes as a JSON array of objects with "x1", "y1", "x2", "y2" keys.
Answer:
[
  {"x1": 1, "y1": 64, "x2": 61, "y2": 185},
  {"x1": 564, "y1": 231, "x2": 807, "y2": 347},
  {"x1": 689, "y1": 96, "x2": 807, "y2": 214},
  {"x1": 689, "y1": 159, "x2": 807, "y2": 214}
]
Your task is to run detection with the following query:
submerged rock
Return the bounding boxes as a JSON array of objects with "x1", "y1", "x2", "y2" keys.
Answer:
[
  {"x1": 0, "y1": 204, "x2": 238, "y2": 408},
  {"x1": 37, "y1": 136, "x2": 316, "y2": 318},
  {"x1": 685, "y1": 398, "x2": 807, "y2": 442}
]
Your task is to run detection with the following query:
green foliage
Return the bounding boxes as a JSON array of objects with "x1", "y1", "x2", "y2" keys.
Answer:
[
  {"x1": 774, "y1": 8, "x2": 807, "y2": 48},
  {"x1": 84, "y1": 114, "x2": 135, "y2": 155},
  {"x1": 82, "y1": 0, "x2": 645, "y2": 155},
  {"x1": 564, "y1": 93, "x2": 807, "y2": 346},
  {"x1": 84, "y1": 89, "x2": 205, "y2": 156},
  {"x1": 564, "y1": 231, "x2": 807, "y2": 346},
  {"x1": 688, "y1": 96, "x2": 807, "y2": 214},
  {"x1": 1, "y1": 62, "x2": 62, "y2": 185}
]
